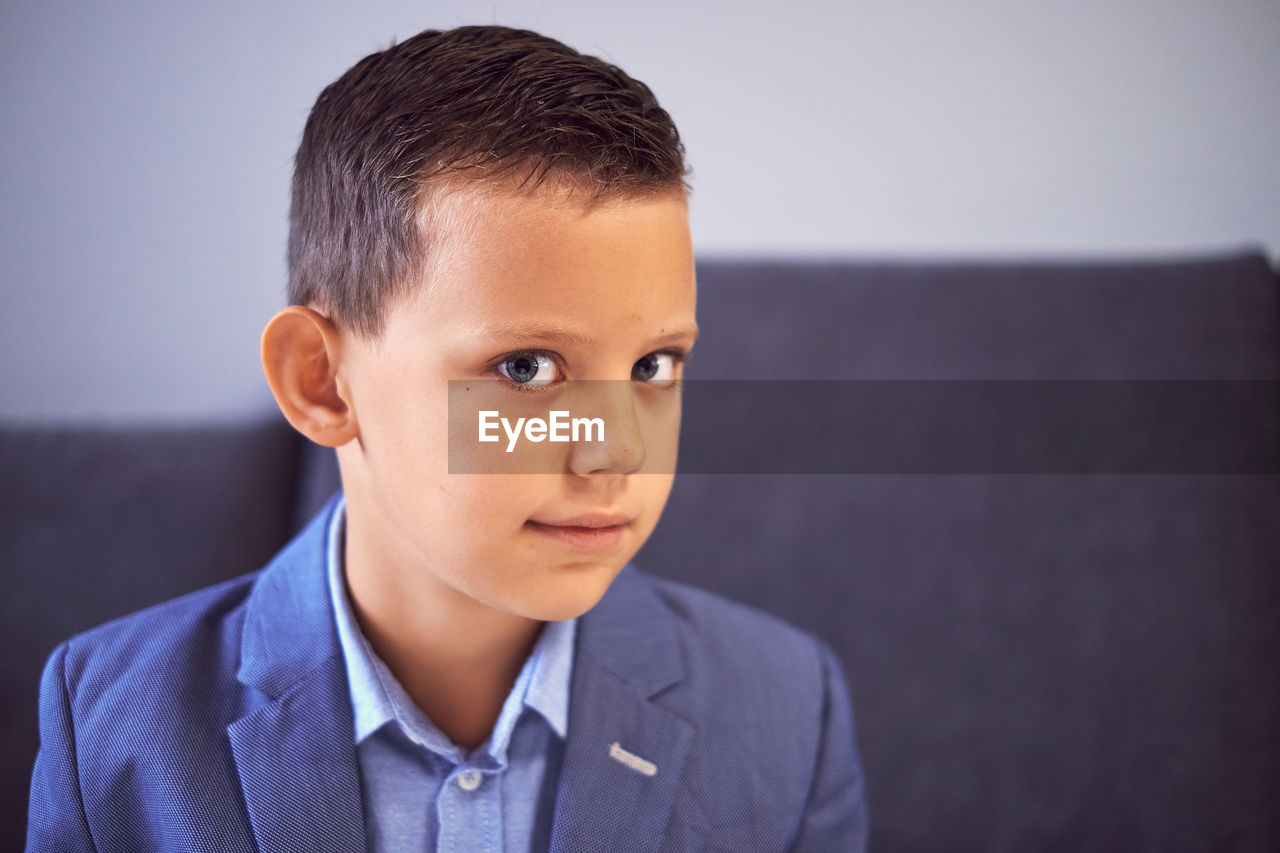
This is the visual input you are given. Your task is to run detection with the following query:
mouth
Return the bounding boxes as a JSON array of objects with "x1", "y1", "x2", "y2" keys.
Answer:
[{"x1": 525, "y1": 513, "x2": 632, "y2": 551}]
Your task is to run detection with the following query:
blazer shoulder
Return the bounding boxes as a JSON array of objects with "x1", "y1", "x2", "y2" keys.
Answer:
[
  {"x1": 56, "y1": 571, "x2": 260, "y2": 704},
  {"x1": 645, "y1": 571, "x2": 826, "y2": 650},
  {"x1": 641, "y1": 571, "x2": 831, "y2": 700},
  {"x1": 54, "y1": 492, "x2": 342, "y2": 692}
]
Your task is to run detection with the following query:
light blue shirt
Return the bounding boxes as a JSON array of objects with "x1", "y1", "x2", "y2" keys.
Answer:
[{"x1": 325, "y1": 497, "x2": 577, "y2": 852}]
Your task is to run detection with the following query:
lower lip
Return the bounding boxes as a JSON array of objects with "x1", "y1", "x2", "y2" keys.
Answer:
[{"x1": 526, "y1": 521, "x2": 627, "y2": 551}]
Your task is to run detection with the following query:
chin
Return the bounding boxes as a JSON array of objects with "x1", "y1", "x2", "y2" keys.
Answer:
[{"x1": 511, "y1": 561, "x2": 625, "y2": 622}]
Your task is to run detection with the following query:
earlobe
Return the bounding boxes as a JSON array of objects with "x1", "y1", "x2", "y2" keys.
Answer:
[{"x1": 260, "y1": 306, "x2": 358, "y2": 447}]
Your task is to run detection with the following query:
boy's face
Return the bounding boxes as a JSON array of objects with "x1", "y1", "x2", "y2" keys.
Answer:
[{"x1": 336, "y1": 186, "x2": 696, "y2": 622}]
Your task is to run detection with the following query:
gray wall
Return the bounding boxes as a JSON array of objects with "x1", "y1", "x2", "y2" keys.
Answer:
[{"x1": 3, "y1": 0, "x2": 1278, "y2": 421}]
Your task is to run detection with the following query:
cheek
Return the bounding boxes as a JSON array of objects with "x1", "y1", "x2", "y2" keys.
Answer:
[
  {"x1": 356, "y1": 367, "x2": 447, "y2": 465},
  {"x1": 438, "y1": 474, "x2": 545, "y2": 533},
  {"x1": 391, "y1": 477, "x2": 534, "y2": 590}
]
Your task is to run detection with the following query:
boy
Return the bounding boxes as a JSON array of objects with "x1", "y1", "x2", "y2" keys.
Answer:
[{"x1": 27, "y1": 25, "x2": 868, "y2": 851}]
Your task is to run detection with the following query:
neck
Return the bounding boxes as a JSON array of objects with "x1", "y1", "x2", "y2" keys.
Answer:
[{"x1": 342, "y1": 517, "x2": 543, "y2": 751}]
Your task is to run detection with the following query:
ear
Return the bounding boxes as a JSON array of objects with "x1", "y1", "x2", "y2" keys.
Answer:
[{"x1": 260, "y1": 306, "x2": 358, "y2": 447}]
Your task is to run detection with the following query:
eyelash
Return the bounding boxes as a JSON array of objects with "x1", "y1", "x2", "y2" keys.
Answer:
[{"x1": 490, "y1": 348, "x2": 690, "y2": 392}]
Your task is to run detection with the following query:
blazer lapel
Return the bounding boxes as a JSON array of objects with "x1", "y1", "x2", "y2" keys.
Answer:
[
  {"x1": 227, "y1": 661, "x2": 366, "y2": 852},
  {"x1": 550, "y1": 567, "x2": 694, "y2": 853},
  {"x1": 227, "y1": 495, "x2": 367, "y2": 853}
]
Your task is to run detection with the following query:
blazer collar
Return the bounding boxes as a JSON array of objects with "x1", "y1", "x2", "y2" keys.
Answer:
[
  {"x1": 236, "y1": 491, "x2": 344, "y2": 698},
  {"x1": 550, "y1": 565, "x2": 694, "y2": 853},
  {"x1": 229, "y1": 491, "x2": 366, "y2": 852},
  {"x1": 575, "y1": 563, "x2": 686, "y2": 698}
]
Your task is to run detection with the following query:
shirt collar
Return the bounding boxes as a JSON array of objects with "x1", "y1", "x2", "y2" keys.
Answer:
[{"x1": 325, "y1": 495, "x2": 575, "y2": 765}]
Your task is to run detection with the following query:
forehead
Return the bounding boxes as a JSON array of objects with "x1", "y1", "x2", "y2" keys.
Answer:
[
  {"x1": 420, "y1": 180, "x2": 691, "y2": 276},
  {"x1": 383, "y1": 183, "x2": 697, "y2": 346}
]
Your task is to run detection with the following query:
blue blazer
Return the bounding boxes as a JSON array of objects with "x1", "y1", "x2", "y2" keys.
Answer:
[{"x1": 28, "y1": 495, "x2": 868, "y2": 851}]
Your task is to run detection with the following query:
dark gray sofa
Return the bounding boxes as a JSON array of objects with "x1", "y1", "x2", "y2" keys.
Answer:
[{"x1": 4, "y1": 252, "x2": 1278, "y2": 851}]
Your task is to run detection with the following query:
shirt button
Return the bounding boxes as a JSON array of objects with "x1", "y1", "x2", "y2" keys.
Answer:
[{"x1": 456, "y1": 769, "x2": 483, "y2": 791}]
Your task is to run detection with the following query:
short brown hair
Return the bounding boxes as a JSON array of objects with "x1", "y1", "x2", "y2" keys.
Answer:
[{"x1": 287, "y1": 25, "x2": 689, "y2": 337}]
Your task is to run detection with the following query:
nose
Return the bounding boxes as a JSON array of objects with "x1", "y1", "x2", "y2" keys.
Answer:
[{"x1": 567, "y1": 380, "x2": 646, "y2": 476}]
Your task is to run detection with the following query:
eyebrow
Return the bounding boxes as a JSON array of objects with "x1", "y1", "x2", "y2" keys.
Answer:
[
  {"x1": 473, "y1": 323, "x2": 700, "y2": 350},
  {"x1": 470, "y1": 324, "x2": 597, "y2": 348},
  {"x1": 647, "y1": 326, "x2": 700, "y2": 349}
]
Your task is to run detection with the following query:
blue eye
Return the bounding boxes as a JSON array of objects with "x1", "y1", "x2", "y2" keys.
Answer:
[
  {"x1": 633, "y1": 352, "x2": 676, "y2": 384},
  {"x1": 498, "y1": 352, "x2": 560, "y2": 385}
]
